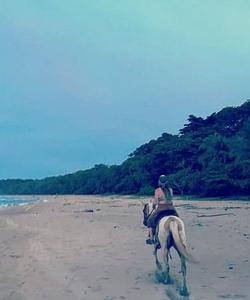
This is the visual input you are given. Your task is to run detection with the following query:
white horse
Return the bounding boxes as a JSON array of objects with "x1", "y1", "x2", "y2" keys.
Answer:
[{"x1": 143, "y1": 203, "x2": 196, "y2": 296}]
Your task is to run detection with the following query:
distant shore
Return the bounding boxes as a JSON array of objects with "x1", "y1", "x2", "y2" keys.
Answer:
[
  {"x1": 0, "y1": 194, "x2": 250, "y2": 208},
  {"x1": 0, "y1": 195, "x2": 249, "y2": 300}
]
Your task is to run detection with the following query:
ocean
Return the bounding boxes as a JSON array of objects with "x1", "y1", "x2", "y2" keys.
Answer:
[{"x1": 0, "y1": 197, "x2": 46, "y2": 207}]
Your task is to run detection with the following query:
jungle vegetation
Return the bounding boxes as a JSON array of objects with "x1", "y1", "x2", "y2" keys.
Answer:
[{"x1": 1, "y1": 101, "x2": 250, "y2": 197}]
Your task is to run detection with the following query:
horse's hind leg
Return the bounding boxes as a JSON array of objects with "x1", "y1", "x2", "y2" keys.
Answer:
[
  {"x1": 179, "y1": 254, "x2": 189, "y2": 296},
  {"x1": 153, "y1": 247, "x2": 162, "y2": 271},
  {"x1": 162, "y1": 248, "x2": 171, "y2": 284}
]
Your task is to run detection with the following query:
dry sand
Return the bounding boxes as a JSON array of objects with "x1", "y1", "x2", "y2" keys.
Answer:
[{"x1": 0, "y1": 195, "x2": 249, "y2": 300}]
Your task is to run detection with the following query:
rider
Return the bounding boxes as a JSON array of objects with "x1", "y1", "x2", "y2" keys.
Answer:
[{"x1": 146, "y1": 175, "x2": 179, "y2": 245}]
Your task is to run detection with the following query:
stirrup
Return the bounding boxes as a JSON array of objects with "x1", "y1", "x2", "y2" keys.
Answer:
[{"x1": 146, "y1": 238, "x2": 154, "y2": 245}]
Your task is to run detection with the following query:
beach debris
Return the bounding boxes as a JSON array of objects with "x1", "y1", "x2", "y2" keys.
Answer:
[
  {"x1": 9, "y1": 254, "x2": 22, "y2": 259},
  {"x1": 242, "y1": 233, "x2": 250, "y2": 239},
  {"x1": 224, "y1": 206, "x2": 242, "y2": 210},
  {"x1": 25, "y1": 206, "x2": 33, "y2": 212},
  {"x1": 73, "y1": 209, "x2": 94, "y2": 213},
  {"x1": 228, "y1": 263, "x2": 235, "y2": 270},
  {"x1": 197, "y1": 213, "x2": 235, "y2": 218},
  {"x1": 243, "y1": 233, "x2": 250, "y2": 237},
  {"x1": 97, "y1": 277, "x2": 109, "y2": 281},
  {"x1": 218, "y1": 294, "x2": 247, "y2": 299},
  {"x1": 128, "y1": 203, "x2": 141, "y2": 207},
  {"x1": 104, "y1": 296, "x2": 115, "y2": 300},
  {"x1": 191, "y1": 221, "x2": 204, "y2": 227},
  {"x1": 175, "y1": 204, "x2": 199, "y2": 209}
]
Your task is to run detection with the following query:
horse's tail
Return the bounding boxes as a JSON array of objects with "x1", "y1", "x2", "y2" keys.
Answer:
[{"x1": 169, "y1": 220, "x2": 196, "y2": 264}]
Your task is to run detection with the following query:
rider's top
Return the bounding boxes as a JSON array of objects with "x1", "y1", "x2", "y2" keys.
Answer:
[
  {"x1": 146, "y1": 186, "x2": 177, "y2": 229},
  {"x1": 153, "y1": 187, "x2": 173, "y2": 206}
]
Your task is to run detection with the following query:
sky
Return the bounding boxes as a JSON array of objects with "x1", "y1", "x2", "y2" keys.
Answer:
[{"x1": 0, "y1": 1, "x2": 250, "y2": 179}]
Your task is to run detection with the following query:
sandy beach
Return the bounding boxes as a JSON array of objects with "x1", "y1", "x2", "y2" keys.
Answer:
[{"x1": 0, "y1": 195, "x2": 249, "y2": 300}]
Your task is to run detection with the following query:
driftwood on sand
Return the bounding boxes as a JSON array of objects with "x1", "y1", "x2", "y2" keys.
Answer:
[{"x1": 197, "y1": 213, "x2": 235, "y2": 218}]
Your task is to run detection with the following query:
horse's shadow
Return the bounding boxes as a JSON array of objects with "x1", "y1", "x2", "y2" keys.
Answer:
[{"x1": 154, "y1": 271, "x2": 191, "y2": 300}]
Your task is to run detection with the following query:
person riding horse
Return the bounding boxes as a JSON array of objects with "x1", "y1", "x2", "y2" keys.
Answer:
[{"x1": 145, "y1": 175, "x2": 178, "y2": 245}]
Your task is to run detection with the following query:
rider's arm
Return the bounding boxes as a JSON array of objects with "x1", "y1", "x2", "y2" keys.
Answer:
[{"x1": 152, "y1": 189, "x2": 159, "y2": 208}]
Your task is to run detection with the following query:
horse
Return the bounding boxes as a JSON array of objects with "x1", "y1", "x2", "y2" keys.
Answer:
[{"x1": 143, "y1": 203, "x2": 195, "y2": 296}]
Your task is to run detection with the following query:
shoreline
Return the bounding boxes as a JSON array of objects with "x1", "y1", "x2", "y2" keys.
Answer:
[{"x1": 0, "y1": 193, "x2": 249, "y2": 206}]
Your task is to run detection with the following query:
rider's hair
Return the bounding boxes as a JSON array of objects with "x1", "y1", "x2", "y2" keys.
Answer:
[{"x1": 158, "y1": 175, "x2": 172, "y2": 201}]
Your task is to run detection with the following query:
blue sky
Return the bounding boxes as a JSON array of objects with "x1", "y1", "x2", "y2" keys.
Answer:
[{"x1": 0, "y1": 1, "x2": 250, "y2": 178}]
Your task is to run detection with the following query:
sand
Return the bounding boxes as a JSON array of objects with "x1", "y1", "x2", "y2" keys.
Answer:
[{"x1": 0, "y1": 195, "x2": 249, "y2": 300}]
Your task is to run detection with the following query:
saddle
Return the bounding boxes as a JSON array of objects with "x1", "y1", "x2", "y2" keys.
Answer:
[{"x1": 146, "y1": 202, "x2": 178, "y2": 230}]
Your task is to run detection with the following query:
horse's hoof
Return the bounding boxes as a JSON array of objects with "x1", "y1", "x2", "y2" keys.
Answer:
[
  {"x1": 180, "y1": 287, "x2": 189, "y2": 297},
  {"x1": 163, "y1": 276, "x2": 172, "y2": 285},
  {"x1": 155, "y1": 271, "x2": 165, "y2": 283}
]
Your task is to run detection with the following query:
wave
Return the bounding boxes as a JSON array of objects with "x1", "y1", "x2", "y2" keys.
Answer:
[{"x1": 0, "y1": 197, "x2": 47, "y2": 208}]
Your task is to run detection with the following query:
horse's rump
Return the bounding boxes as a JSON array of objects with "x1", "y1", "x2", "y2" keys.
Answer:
[{"x1": 160, "y1": 216, "x2": 196, "y2": 263}]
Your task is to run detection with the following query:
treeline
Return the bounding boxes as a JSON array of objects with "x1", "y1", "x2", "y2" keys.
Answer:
[{"x1": 1, "y1": 101, "x2": 250, "y2": 197}]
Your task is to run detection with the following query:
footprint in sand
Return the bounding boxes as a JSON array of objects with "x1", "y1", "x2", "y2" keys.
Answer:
[{"x1": 97, "y1": 277, "x2": 110, "y2": 281}]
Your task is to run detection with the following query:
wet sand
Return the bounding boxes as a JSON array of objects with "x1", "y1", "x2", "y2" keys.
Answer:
[{"x1": 0, "y1": 195, "x2": 249, "y2": 300}]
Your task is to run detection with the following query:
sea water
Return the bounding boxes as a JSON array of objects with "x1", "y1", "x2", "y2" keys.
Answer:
[{"x1": 0, "y1": 197, "x2": 46, "y2": 207}]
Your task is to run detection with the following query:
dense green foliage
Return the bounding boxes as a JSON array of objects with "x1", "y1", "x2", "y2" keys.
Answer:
[{"x1": 1, "y1": 101, "x2": 250, "y2": 196}]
